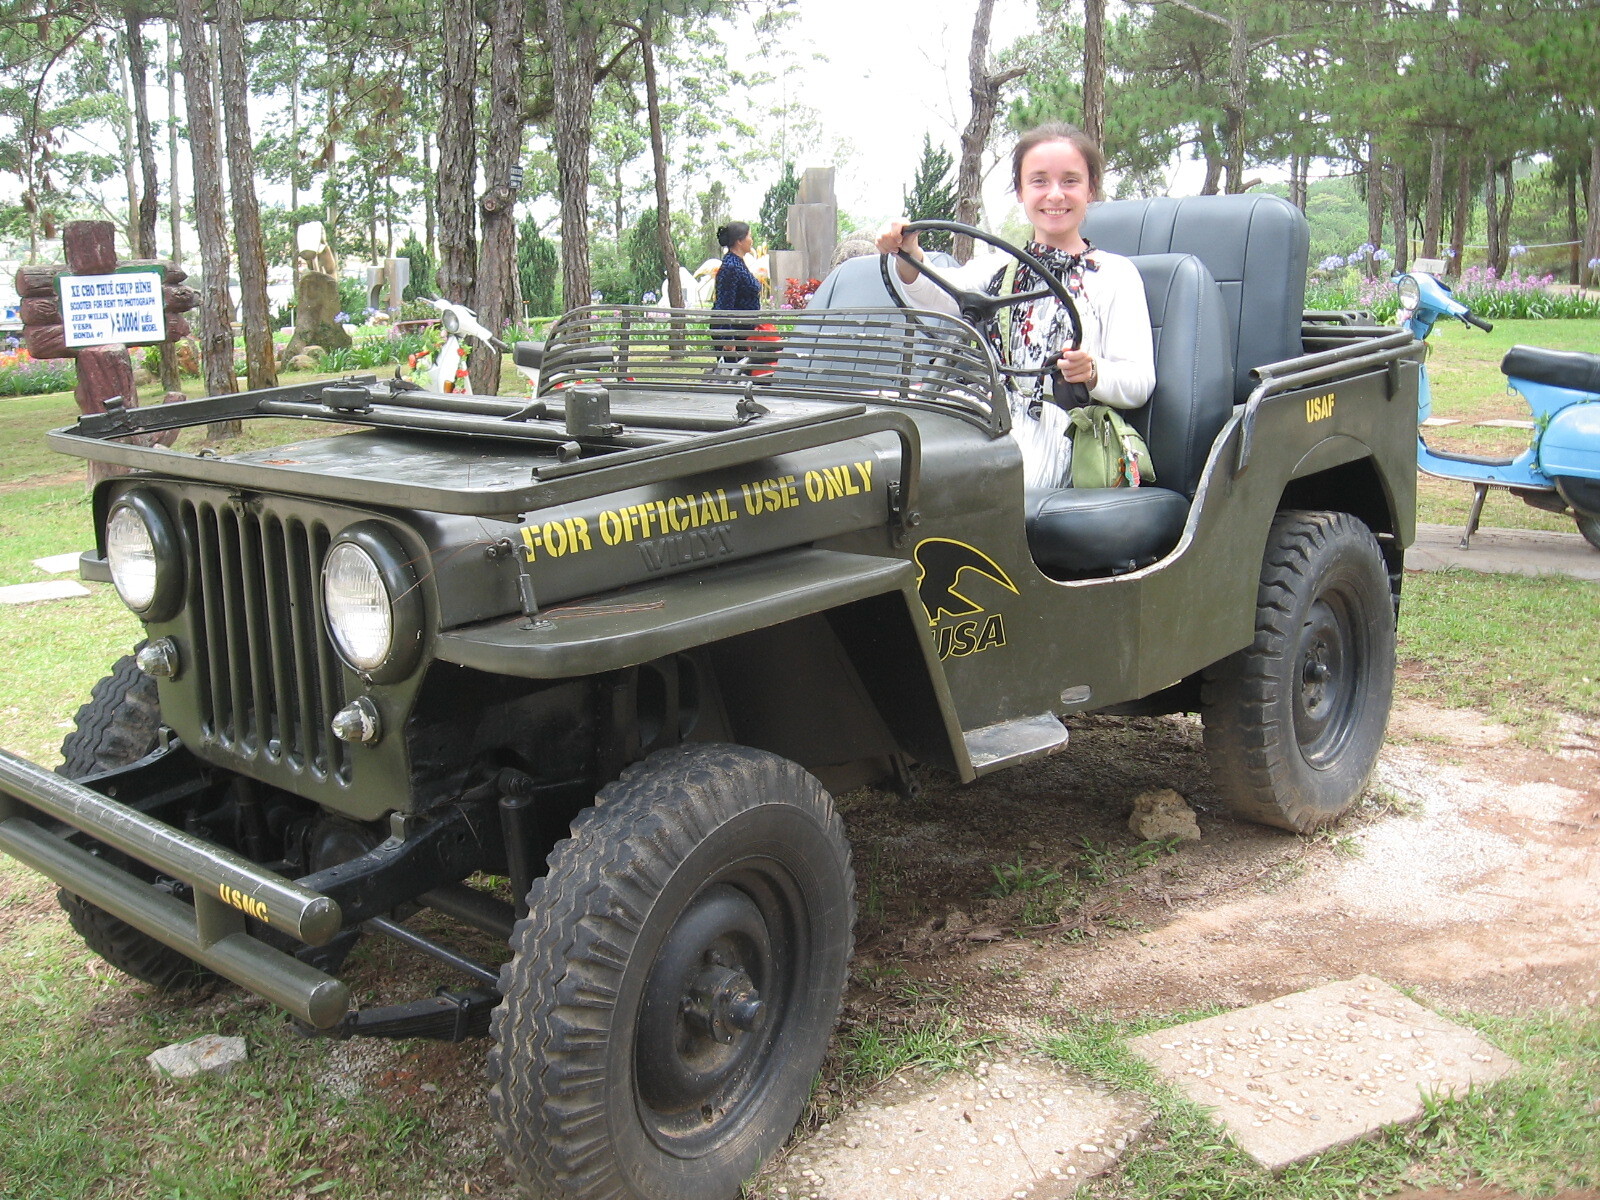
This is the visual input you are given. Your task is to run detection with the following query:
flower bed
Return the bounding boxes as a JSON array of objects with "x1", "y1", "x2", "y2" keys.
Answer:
[
  {"x1": 1306, "y1": 250, "x2": 1600, "y2": 322},
  {"x1": 0, "y1": 345, "x2": 76, "y2": 397}
]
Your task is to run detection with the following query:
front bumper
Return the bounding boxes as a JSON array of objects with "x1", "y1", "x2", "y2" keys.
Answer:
[{"x1": 0, "y1": 746, "x2": 350, "y2": 1028}]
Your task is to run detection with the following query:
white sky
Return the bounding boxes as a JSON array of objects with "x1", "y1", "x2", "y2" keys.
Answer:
[{"x1": 733, "y1": 0, "x2": 1041, "y2": 230}]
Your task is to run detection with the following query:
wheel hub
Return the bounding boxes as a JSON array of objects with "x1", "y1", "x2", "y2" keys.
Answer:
[
  {"x1": 1295, "y1": 597, "x2": 1355, "y2": 764},
  {"x1": 635, "y1": 882, "x2": 775, "y2": 1119},
  {"x1": 683, "y1": 962, "x2": 766, "y2": 1045}
]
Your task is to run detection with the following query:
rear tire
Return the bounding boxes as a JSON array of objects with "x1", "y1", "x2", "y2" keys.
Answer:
[
  {"x1": 488, "y1": 743, "x2": 854, "y2": 1200},
  {"x1": 1201, "y1": 511, "x2": 1395, "y2": 833},
  {"x1": 55, "y1": 650, "x2": 212, "y2": 992}
]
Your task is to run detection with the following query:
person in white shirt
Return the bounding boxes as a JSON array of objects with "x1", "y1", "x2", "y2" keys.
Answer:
[{"x1": 877, "y1": 123, "x2": 1155, "y2": 489}]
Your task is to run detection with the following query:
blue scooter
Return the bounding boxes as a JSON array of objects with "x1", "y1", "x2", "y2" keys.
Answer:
[{"x1": 1400, "y1": 269, "x2": 1600, "y2": 550}]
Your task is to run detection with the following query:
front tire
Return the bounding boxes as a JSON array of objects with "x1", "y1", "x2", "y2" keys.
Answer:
[
  {"x1": 1201, "y1": 511, "x2": 1396, "y2": 833},
  {"x1": 55, "y1": 651, "x2": 212, "y2": 992},
  {"x1": 488, "y1": 743, "x2": 855, "y2": 1200},
  {"x1": 1575, "y1": 511, "x2": 1600, "y2": 553}
]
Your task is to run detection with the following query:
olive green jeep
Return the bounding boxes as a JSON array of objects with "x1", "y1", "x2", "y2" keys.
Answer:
[{"x1": 0, "y1": 196, "x2": 1421, "y2": 1200}]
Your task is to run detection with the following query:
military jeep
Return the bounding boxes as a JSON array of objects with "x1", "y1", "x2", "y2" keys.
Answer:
[{"x1": 0, "y1": 195, "x2": 1421, "y2": 1200}]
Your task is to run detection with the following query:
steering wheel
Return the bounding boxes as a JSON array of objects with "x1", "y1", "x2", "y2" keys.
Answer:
[{"x1": 878, "y1": 219, "x2": 1084, "y2": 386}]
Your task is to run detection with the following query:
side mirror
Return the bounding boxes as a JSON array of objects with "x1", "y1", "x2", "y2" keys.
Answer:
[{"x1": 513, "y1": 341, "x2": 545, "y2": 370}]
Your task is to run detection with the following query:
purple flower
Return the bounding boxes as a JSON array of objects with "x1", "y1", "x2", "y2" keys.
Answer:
[
  {"x1": 1317, "y1": 255, "x2": 1346, "y2": 271},
  {"x1": 1354, "y1": 242, "x2": 1376, "y2": 257},
  {"x1": 1508, "y1": 244, "x2": 1527, "y2": 257},
  {"x1": 1372, "y1": 248, "x2": 1391, "y2": 263}
]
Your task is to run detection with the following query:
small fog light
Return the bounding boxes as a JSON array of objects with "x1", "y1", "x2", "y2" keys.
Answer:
[
  {"x1": 331, "y1": 697, "x2": 382, "y2": 745},
  {"x1": 135, "y1": 638, "x2": 181, "y2": 679}
]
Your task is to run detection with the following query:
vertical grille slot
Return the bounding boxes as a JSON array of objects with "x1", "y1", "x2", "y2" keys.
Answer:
[{"x1": 182, "y1": 498, "x2": 349, "y2": 782}]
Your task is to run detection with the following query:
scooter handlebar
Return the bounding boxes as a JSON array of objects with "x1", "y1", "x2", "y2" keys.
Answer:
[{"x1": 1464, "y1": 312, "x2": 1494, "y2": 333}]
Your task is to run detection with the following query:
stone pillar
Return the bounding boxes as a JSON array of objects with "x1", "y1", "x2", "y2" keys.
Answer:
[{"x1": 786, "y1": 168, "x2": 839, "y2": 288}]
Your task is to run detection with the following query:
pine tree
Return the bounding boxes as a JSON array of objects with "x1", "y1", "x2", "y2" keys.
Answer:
[
  {"x1": 902, "y1": 134, "x2": 957, "y2": 254},
  {"x1": 759, "y1": 162, "x2": 799, "y2": 250}
]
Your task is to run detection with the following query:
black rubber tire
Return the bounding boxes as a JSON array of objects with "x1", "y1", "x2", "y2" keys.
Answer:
[
  {"x1": 55, "y1": 650, "x2": 212, "y2": 992},
  {"x1": 1201, "y1": 511, "x2": 1396, "y2": 834},
  {"x1": 488, "y1": 743, "x2": 855, "y2": 1200},
  {"x1": 1575, "y1": 511, "x2": 1600, "y2": 553}
]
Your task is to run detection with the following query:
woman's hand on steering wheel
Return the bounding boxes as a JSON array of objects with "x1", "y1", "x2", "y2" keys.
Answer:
[{"x1": 877, "y1": 219, "x2": 1085, "y2": 386}]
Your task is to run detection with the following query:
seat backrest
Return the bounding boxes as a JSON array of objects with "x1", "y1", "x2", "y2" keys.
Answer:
[
  {"x1": 1083, "y1": 194, "x2": 1307, "y2": 403},
  {"x1": 1121, "y1": 253, "x2": 1233, "y2": 499}
]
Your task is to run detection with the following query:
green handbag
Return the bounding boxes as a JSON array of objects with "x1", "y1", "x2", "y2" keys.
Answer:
[{"x1": 1068, "y1": 404, "x2": 1155, "y2": 489}]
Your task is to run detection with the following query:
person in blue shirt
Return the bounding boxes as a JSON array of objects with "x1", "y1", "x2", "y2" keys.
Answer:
[{"x1": 713, "y1": 221, "x2": 762, "y2": 360}]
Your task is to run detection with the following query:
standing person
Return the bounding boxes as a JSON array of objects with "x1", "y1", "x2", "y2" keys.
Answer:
[
  {"x1": 877, "y1": 124, "x2": 1154, "y2": 488},
  {"x1": 712, "y1": 221, "x2": 762, "y2": 360}
]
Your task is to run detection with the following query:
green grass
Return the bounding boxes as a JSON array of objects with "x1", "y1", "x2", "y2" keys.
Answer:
[
  {"x1": 839, "y1": 1011, "x2": 1000, "y2": 1085},
  {"x1": 1039, "y1": 1006, "x2": 1600, "y2": 1200},
  {"x1": 0, "y1": 863, "x2": 479, "y2": 1199},
  {"x1": 1398, "y1": 570, "x2": 1600, "y2": 736}
]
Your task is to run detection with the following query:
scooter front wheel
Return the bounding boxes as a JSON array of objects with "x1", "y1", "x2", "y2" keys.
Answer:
[{"x1": 1575, "y1": 511, "x2": 1600, "y2": 553}]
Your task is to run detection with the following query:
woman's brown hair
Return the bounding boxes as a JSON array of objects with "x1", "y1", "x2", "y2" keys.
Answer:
[{"x1": 1011, "y1": 124, "x2": 1105, "y2": 201}]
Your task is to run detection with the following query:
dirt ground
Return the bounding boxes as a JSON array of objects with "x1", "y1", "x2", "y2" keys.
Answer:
[{"x1": 835, "y1": 700, "x2": 1600, "y2": 1029}]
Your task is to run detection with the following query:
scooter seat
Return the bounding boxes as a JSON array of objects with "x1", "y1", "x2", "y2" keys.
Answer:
[{"x1": 1502, "y1": 345, "x2": 1600, "y2": 395}]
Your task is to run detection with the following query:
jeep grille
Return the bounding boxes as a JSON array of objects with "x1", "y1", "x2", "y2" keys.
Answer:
[{"x1": 182, "y1": 499, "x2": 350, "y2": 782}]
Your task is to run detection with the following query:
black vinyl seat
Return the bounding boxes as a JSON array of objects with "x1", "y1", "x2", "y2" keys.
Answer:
[
  {"x1": 1024, "y1": 195, "x2": 1311, "y2": 580},
  {"x1": 1025, "y1": 252, "x2": 1233, "y2": 578}
]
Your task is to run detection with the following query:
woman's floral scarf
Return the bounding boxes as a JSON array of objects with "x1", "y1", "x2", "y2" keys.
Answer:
[{"x1": 985, "y1": 240, "x2": 1098, "y2": 418}]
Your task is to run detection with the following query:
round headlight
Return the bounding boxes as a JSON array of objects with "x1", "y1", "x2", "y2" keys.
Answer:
[
  {"x1": 105, "y1": 491, "x2": 182, "y2": 620},
  {"x1": 324, "y1": 542, "x2": 393, "y2": 671},
  {"x1": 322, "y1": 525, "x2": 423, "y2": 680},
  {"x1": 1397, "y1": 275, "x2": 1421, "y2": 308}
]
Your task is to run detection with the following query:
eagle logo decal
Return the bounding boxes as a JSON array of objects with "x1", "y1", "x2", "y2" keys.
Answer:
[{"x1": 913, "y1": 538, "x2": 1017, "y2": 660}]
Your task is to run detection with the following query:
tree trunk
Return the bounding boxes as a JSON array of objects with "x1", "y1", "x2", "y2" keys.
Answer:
[
  {"x1": 1423, "y1": 129, "x2": 1444, "y2": 259},
  {"x1": 125, "y1": 9, "x2": 160, "y2": 259},
  {"x1": 1366, "y1": 139, "x2": 1384, "y2": 277},
  {"x1": 954, "y1": 0, "x2": 1022, "y2": 261},
  {"x1": 470, "y1": 0, "x2": 526, "y2": 396},
  {"x1": 641, "y1": 28, "x2": 683, "y2": 310},
  {"x1": 1495, "y1": 159, "x2": 1513, "y2": 277},
  {"x1": 1450, "y1": 148, "x2": 1472, "y2": 270},
  {"x1": 1566, "y1": 166, "x2": 1580, "y2": 285},
  {"x1": 1389, "y1": 164, "x2": 1407, "y2": 273},
  {"x1": 1222, "y1": 11, "x2": 1248, "y2": 194},
  {"x1": 1585, "y1": 136, "x2": 1600, "y2": 288},
  {"x1": 1198, "y1": 124, "x2": 1223, "y2": 195},
  {"x1": 438, "y1": 0, "x2": 477, "y2": 304},
  {"x1": 547, "y1": 0, "x2": 599, "y2": 310},
  {"x1": 217, "y1": 0, "x2": 275, "y2": 390},
  {"x1": 1483, "y1": 154, "x2": 1500, "y2": 277},
  {"x1": 175, "y1": 0, "x2": 239, "y2": 434},
  {"x1": 166, "y1": 22, "x2": 182, "y2": 267},
  {"x1": 1082, "y1": 0, "x2": 1105, "y2": 148},
  {"x1": 117, "y1": 38, "x2": 142, "y2": 252}
]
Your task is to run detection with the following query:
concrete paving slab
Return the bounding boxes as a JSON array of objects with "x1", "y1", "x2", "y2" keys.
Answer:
[
  {"x1": 1407, "y1": 523, "x2": 1600, "y2": 582},
  {"x1": 1127, "y1": 975, "x2": 1517, "y2": 1171},
  {"x1": 1475, "y1": 419, "x2": 1535, "y2": 429},
  {"x1": 767, "y1": 1056, "x2": 1150, "y2": 1200},
  {"x1": 1420, "y1": 417, "x2": 1460, "y2": 427},
  {"x1": 0, "y1": 580, "x2": 90, "y2": 604},
  {"x1": 31, "y1": 551, "x2": 84, "y2": 574}
]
